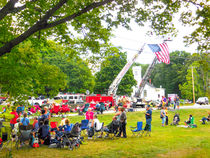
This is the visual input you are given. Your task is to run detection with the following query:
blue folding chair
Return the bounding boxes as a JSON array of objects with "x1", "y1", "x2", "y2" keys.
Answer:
[
  {"x1": 130, "y1": 122, "x2": 143, "y2": 137},
  {"x1": 80, "y1": 119, "x2": 89, "y2": 135}
]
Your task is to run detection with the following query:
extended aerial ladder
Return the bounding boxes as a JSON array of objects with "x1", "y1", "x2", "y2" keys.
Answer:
[
  {"x1": 134, "y1": 56, "x2": 158, "y2": 97},
  {"x1": 107, "y1": 43, "x2": 145, "y2": 96}
]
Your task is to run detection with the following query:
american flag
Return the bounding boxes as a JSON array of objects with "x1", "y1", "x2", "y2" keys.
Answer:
[{"x1": 148, "y1": 43, "x2": 170, "y2": 64}]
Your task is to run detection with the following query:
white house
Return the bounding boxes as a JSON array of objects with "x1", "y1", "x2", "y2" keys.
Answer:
[{"x1": 132, "y1": 66, "x2": 165, "y2": 101}]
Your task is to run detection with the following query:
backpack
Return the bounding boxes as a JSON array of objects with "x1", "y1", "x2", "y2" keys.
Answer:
[{"x1": 38, "y1": 115, "x2": 47, "y2": 126}]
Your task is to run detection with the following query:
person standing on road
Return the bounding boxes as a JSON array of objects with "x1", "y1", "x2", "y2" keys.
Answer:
[{"x1": 144, "y1": 105, "x2": 152, "y2": 132}]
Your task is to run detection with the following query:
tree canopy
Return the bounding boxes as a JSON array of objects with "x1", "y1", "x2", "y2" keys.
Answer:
[
  {"x1": 0, "y1": 41, "x2": 67, "y2": 101},
  {"x1": 41, "y1": 41, "x2": 95, "y2": 93},
  {"x1": 150, "y1": 51, "x2": 209, "y2": 100},
  {"x1": 0, "y1": 0, "x2": 209, "y2": 58},
  {"x1": 94, "y1": 51, "x2": 136, "y2": 95}
]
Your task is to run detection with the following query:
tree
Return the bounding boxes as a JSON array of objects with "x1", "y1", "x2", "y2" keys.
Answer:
[
  {"x1": 150, "y1": 51, "x2": 209, "y2": 99},
  {"x1": 94, "y1": 51, "x2": 136, "y2": 95},
  {"x1": 179, "y1": 65, "x2": 204, "y2": 100},
  {"x1": 150, "y1": 51, "x2": 191, "y2": 96},
  {"x1": 0, "y1": 0, "x2": 209, "y2": 57},
  {"x1": 41, "y1": 41, "x2": 95, "y2": 93},
  {"x1": 0, "y1": 41, "x2": 67, "y2": 101}
]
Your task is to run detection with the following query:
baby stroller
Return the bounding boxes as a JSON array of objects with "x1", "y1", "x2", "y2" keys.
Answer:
[
  {"x1": 104, "y1": 120, "x2": 120, "y2": 139},
  {"x1": 50, "y1": 123, "x2": 83, "y2": 150},
  {"x1": 15, "y1": 125, "x2": 33, "y2": 150},
  {"x1": 171, "y1": 114, "x2": 180, "y2": 125}
]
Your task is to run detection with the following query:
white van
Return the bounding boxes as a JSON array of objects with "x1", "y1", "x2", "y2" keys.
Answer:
[{"x1": 57, "y1": 93, "x2": 85, "y2": 104}]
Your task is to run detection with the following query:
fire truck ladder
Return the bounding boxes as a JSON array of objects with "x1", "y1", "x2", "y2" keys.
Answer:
[
  {"x1": 135, "y1": 56, "x2": 158, "y2": 97},
  {"x1": 107, "y1": 43, "x2": 146, "y2": 96}
]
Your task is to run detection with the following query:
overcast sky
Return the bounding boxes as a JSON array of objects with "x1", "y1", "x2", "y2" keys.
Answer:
[{"x1": 110, "y1": 21, "x2": 198, "y2": 64}]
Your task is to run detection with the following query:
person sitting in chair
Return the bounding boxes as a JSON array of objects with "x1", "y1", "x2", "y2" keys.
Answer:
[
  {"x1": 64, "y1": 119, "x2": 73, "y2": 134},
  {"x1": 88, "y1": 114, "x2": 103, "y2": 139},
  {"x1": 20, "y1": 113, "x2": 30, "y2": 127}
]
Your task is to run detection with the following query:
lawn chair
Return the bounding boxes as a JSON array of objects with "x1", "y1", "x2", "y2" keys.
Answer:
[
  {"x1": 60, "y1": 105, "x2": 70, "y2": 113},
  {"x1": 50, "y1": 122, "x2": 58, "y2": 132},
  {"x1": 50, "y1": 105, "x2": 60, "y2": 115},
  {"x1": 130, "y1": 122, "x2": 143, "y2": 137},
  {"x1": 15, "y1": 125, "x2": 33, "y2": 149},
  {"x1": 104, "y1": 120, "x2": 120, "y2": 139},
  {"x1": 80, "y1": 119, "x2": 89, "y2": 135},
  {"x1": 93, "y1": 122, "x2": 104, "y2": 140}
]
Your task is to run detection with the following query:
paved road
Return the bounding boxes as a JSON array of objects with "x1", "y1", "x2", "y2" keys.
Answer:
[
  {"x1": 28, "y1": 104, "x2": 210, "y2": 119},
  {"x1": 180, "y1": 104, "x2": 210, "y2": 109},
  {"x1": 69, "y1": 104, "x2": 210, "y2": 116}
]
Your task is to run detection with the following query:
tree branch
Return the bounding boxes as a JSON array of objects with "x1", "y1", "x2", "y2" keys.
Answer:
[
  {"x1": 0, "y1": 0, "x2": 68, "y2": 56},
  {"x1": 44, "y1": 0, "x2": 114, "y2": 29},
  {"x1": 0, "y1": 0, "x2": 39, "y2": 21},
  {"x1": 183, "y1": 0, "x2": 203, "y2": 8},
  {"x1": 0, "y1": 0, "x2": 18, "y2": 21},
  {"x1": 0, "y1": 0, "x2": 114, "y2": 57}
]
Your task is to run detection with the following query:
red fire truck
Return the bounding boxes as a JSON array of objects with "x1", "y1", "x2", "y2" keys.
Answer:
[{"x1": 86, "y1": 94, "x2": 115, "y2": 108}]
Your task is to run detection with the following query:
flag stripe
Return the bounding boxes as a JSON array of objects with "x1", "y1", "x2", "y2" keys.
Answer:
[
  {"x1": 148, "y1": 42, "x2": 170, "y2": 64},
  {"x1": 159, "y1": 43, "x2": 168, "y2": 63},
  {"x1": 161, "y1": 43, "x2": 170, "y2": 64}
]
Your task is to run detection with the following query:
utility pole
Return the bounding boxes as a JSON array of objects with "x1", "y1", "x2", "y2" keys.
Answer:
[{"x1": 192, "y1": 66, "x2": 195, "y2": 104}]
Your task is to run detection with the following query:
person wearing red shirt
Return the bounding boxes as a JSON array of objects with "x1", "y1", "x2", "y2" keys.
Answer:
[{"x1": 10, "y1": 107, "x2": 19, "y2": 129}]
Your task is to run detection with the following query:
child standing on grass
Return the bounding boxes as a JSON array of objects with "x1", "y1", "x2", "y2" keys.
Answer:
[{"x1": 160, "y1": 107, "x2": 166, "y2": 127}]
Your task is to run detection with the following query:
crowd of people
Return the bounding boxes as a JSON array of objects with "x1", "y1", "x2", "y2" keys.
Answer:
[
  {"x1": 158, "y1": 96, "x2": 180, "y2": 110},
  {"x1": 0, "y1": 97, "x2": 209, "y2": 150}
]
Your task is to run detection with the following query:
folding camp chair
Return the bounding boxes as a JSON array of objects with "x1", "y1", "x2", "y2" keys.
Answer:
[
  {"x1": 80, "y1": 119, "x2": 89, "y2": 135},
  {"x1": 130, "y1": 122, "x2": 143, "y2": 137},
  {"x1": 15, "y1": 125, "x2": 33, "y2": 149},
  {"x1": 93, "y1": 122, "x2": 104, "y2": 140}
]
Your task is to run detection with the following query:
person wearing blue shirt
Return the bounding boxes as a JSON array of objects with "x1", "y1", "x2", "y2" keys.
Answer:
[
  {"x1": 38, "y1": 110, "x2": 47, "y2": 126},
  {"x1": 20, "y1": 113, "x2": 30, "y2": 126},
  {"x1": 64, "y1": 119, "x2": 73, "y2": 133},
  {"x1": 144, "y1": 105, "x2": 152, "y2": 131}
]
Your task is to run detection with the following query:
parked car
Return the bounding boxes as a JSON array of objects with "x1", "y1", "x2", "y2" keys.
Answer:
[{"x1": 196, "y1": 97, "x2": 209, "y2": 105}]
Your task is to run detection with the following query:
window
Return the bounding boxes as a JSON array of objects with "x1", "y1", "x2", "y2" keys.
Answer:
[
  {"x1": 158, "y1": 94, "x2": 160, "y2": 98},
  {"x1": 135, "y1": 71, "x2": 138, "y2": 76},
  {"x1": 144, "y1": 90, "x2": 147, "y2": 97},
  {"x1": 63, "y1": 96, "x2": 67, "y2": 100},
  {"x1": 69, "y1": 96, "x2": 73, "y2": 99},
  {"x1": 74, "y1": 96, "x2": 78, "y2": 99}
]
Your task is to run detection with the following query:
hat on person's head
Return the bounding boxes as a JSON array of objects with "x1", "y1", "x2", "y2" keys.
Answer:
[{"x1": 146, "y1": 105, "x2": 150, "y2": 108}]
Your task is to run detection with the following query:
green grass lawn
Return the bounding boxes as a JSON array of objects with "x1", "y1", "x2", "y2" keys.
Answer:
[{"x1": 1, "y1": 109, "x2": 210, "y2": 158}]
